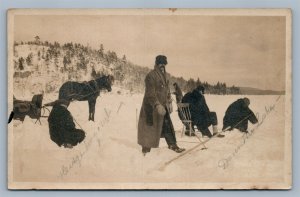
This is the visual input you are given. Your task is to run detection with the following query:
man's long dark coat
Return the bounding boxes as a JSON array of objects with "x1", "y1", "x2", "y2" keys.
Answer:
[
  {"x1": 48, "y1": 104, "x2": 85, "y2": 147},
  {"x1": 182, "y1": 90, "x2": 213, "y2": 130},
  {"x1": 138, "y1": 65, "x2": 174, "y2": 148}
]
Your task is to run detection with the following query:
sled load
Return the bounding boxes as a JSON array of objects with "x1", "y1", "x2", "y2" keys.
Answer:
[{"x1": 8, "y1": 94, "x2": 44, "y2": 124}]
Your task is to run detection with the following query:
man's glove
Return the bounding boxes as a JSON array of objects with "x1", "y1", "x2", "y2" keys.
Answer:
[{"x1": 156, "y1": 104, "x2": 166, "y2": 116}]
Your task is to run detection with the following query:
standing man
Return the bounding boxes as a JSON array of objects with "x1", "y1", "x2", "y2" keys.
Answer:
[
  {"x1": 138, "y1": 55, "x2": 185, "y2": 155},
  {"x1": 172, "y1": 82, "x2": 183, "y2": 103}
]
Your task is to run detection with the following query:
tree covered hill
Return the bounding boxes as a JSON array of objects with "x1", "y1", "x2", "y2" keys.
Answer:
[{"x1": 13, "y1": 39, "x2": 241, "y2": 96}]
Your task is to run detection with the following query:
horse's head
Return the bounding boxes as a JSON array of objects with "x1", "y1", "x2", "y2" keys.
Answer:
[{"x1": 96, "y1": 75, "x2": 114, "y2": 92}]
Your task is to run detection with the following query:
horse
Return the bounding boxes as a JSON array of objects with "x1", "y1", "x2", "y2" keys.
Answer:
[{"x1": 58, "y1": 75, "x2": 114, "y2": 121}]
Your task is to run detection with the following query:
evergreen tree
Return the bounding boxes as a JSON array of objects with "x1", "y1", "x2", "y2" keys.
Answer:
[
  {"x1": 26, "y1": 53, "x2": 33, "y2": 66},
  {"x1": 18, "y1": 57, "x2": 25, "y2": 70},
  {"x1": 99, "y1": 44, "x2": 104, "y2": 57},
  {"x1": 196, "y1": 77, "x2": 201, "y2": 87},
  {"x1": 185, "y1": 78, "x2": 196, "y2": 92},
  {"x1": 91, "y1": 67, "x2": 97, "y2": 78},
  {"x1": 122, "y1": 55, "x2": 127, "y2": 62},
  {"x1": 45, "y1": 53, "x2": 50, "y2": 65},
  {"x1": 34, "y1": 36, "x2": 40, "y2": 44}
]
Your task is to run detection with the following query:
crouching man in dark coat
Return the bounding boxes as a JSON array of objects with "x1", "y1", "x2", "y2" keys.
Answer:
[
  {"x1": 138, "y1": 55, "x2": 185, "y2": 155},
  {"x1": 48, "y1": 99, "x2": 86, "y2": 148},
  {"x1": 222, "y1": 97, "x2": 258, "y2": 133},
  {"x1": 182, "y1": 86, "x2": 224, "y2": 138}
]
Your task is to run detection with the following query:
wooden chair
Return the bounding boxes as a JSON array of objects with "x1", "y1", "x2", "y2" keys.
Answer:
[
  {"x1": 177, "y1": 103, "x2": 194, "y2": 137},
  {"x1": 177, "y1": 103, "x2": 208, "y2": 149}
]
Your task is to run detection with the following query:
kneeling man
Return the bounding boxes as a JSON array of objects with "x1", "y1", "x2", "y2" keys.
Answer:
[
  {"x1": 48, "y1": 99, "x2": 86, "y2": 148},
  {"x1": 222, "y1": 97, "x2": 258, "y2": 133}
]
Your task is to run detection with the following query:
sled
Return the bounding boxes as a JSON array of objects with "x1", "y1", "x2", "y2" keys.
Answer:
[{"x1": 9, "y1": 94, "x2": 46, "y2": 124}]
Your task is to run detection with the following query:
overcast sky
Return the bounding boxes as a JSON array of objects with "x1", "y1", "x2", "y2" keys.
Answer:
[{"x1": 14, "y1": 14, "x2": 286, "y2": 91}]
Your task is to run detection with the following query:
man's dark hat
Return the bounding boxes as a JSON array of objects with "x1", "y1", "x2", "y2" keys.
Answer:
[
  {"x1": 196, "y1": 85, "x2": 205, "y2": 94},
  {"x1": 243, "y1": 97, "x2": 250, "y2": 106},
  {"x1": 155, "y1": 55, "x2": 168, "y2": 65}
]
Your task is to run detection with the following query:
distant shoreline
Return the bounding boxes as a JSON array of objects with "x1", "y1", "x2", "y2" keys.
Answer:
[{"x1": 239, "y1": 87, "x2": 285, "y2": 95}]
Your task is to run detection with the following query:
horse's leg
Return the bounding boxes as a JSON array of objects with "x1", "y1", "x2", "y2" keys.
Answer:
[
  {"x1": 88, "y1": 100, "x2": 92, "y2": 121},
  {"x1": 88, "y1": 98, "x2": 96, "y2": 121},
  {"x1": 92, "y1": 99, "x2": 96, "y2": 121}
]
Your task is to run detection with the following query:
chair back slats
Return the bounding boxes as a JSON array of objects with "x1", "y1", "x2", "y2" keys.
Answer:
[
  {"x1": 177, "y1": 103, "x2": 191, "y2": 122},
  {"x1": 187, "y1": 107, "x2": 192, "y2": 120}
]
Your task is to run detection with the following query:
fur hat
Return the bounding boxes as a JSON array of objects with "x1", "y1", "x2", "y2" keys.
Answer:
[
  {"x1": 155, "y1": 55, "x2": 168, "y2": 65},
  {"x1": 196, "y1": 85, "x2": 205, "y2": 94},
  {"x1": 243, "y1": 97, "x2": 250, "y2": 106}
]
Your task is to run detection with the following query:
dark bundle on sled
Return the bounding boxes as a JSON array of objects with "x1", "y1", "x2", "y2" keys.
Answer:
[{"x1": 8, "y1": 94, "x2": 43, "y2": 124}]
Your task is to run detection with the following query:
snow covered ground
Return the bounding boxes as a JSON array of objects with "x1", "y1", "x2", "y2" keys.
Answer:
[{"x1": 9, "y1": 87, "x2": 288, "y2": 189}]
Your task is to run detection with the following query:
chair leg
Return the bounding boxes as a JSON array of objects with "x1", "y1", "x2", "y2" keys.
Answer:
[
  {"x1": 189, "y1": 123, "x2": 192, "y2": 136},
  {"x1": 35, "y1": 118, "x2": 42, "y2": 125}
]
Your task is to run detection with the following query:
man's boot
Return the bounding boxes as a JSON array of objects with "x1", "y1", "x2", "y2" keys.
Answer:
[
  {"x1": 200, "y1": 128, "x2": 212, "y2": 138},
  {"x1": 168, "y1": 144, "x2": 185, "y2": 153}
]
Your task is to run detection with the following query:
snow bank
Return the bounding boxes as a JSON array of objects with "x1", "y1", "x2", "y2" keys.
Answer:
[{"x1": 11, "y1": 91, "x2": 286, "y2": 187}]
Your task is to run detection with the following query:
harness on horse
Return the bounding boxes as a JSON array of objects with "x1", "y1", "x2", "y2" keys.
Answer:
[
  {"x1": 86, "y1": 80, "x2": 99, "y2": 93},
  {"x1": 79, "y1": 80, "x2": 100, "y2": 99},
  {"x1": 64, "y1": 80, "x2": 100, "y2": 101}
]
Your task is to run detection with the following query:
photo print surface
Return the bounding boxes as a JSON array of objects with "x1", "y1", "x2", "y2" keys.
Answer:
[{"x1": 7, "y1": 9, "x2": 292, "y2": 189}]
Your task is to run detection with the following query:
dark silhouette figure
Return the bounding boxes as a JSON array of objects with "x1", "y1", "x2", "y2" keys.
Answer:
[
  {"x1": 48, "y1": 99, "x2": 85, "y2": 148},
  {"x1": 182, "y1": 86, "x2": 224, "y2": 137},
  {"x1": 222, "y1": 98, "x2": 258, "y2": 133}
]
